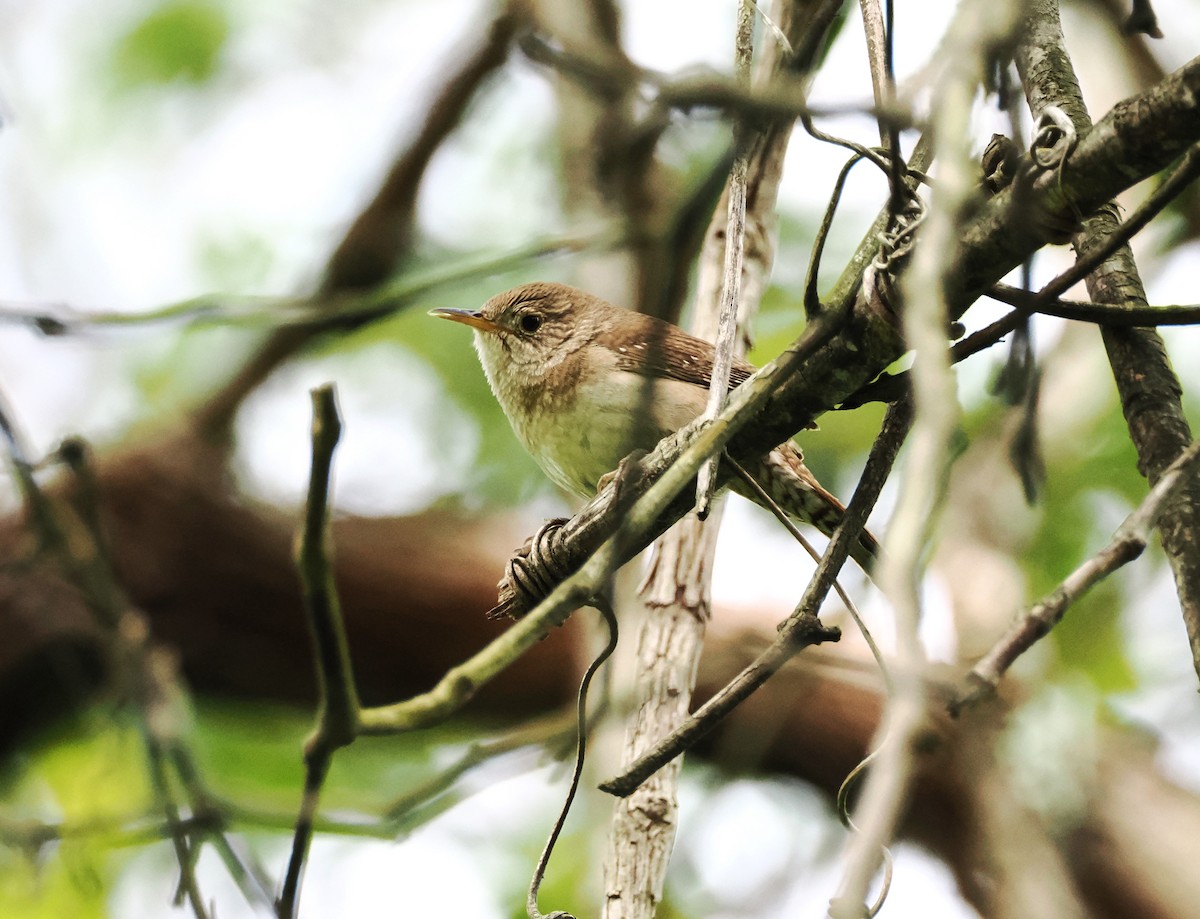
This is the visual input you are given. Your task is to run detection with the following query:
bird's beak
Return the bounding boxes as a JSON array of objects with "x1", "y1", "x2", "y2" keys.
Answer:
[{"x1": 428, "y1": 307, "x2": 501, "y2": 333}]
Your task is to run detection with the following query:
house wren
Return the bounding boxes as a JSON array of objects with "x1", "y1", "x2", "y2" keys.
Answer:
[{"x1": 431, "y1": 282, "x2": 878, "y2": 568}]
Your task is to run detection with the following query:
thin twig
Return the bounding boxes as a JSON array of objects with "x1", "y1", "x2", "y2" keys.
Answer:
[
  {"x1": 858, "y1": 0, "x2": 906, "y2": 223},
  {"x1": 859, "y1": 0, "x2": 891, "y2": 148},
  {"x1": 381, "y1": 709, "x2": 584, "y2": 826},
  {"x1": 725, "y1": 455, "x2": 889, "y2": 685},
  {"x1": 953, "y1": 436, "x2": 1200, "y2": 711},
  {"x1": 0, "y1": 388, "x2": 78, "y2": 572},
  {"x1": 804, "y1": 152, "x2": 876, "y2": 316},
  {"x1": 831, "y1": 2, "x2": 1019, "y2": 913},
  {"x1": 124, "y1": 627, "x2": 212, "y2": 919},
  {"x1": 599, "y1": 397, "x2": 913, "y2": 797},
  {"x1": 988, "y1": 284, "x2": 1200, "y2": 325},
  {"x1": 527, "y1": 600, "x2": 618, "y2": 919},
  {"x1": 168, "y1": 746, "x2": 277, "y2": 910},
  {"x1": 0, "y1": 232, "x2": 604, "y2": 337},
  {"x1": 278, "y1": 385, "x2": 360, "y2": 919},
  {"x1": 278, "y1": 757, "x2": 331, "y2": 919},
  {"x1": 1032, "y1": 141, "x2": 1200, "y2": 304},
  {"x1": 519, "y1": 31, "x2": 913, "y2": 129}
]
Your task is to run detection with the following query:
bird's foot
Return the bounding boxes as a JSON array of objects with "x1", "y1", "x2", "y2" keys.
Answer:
[
  {"x1": 597, "y1": 449, "x2": 648, "y2": 508},
  {"x1": 488, "y1": 517, "x2": 570, "y2": 620}
]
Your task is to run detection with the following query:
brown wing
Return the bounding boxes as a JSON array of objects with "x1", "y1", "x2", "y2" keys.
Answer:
[{"x1": 595, "y1": 312, "x2": 756, "y2": 392}]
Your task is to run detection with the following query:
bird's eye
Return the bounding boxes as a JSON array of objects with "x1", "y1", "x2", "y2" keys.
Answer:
[{"x1": 519, "y1": 313, "x2": 543, "y2": 334}]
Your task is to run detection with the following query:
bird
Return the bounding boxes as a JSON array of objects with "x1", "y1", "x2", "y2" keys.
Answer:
[{"x1": 430, "y1": 281, "x2": 878, "y2": 568}]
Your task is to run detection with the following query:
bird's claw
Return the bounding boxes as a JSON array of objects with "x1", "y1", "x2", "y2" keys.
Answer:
[
  {"x1": 488, "y1": 517, "x2": 570, "y2": 620},
  {"x1": 597, "y1": 449, "x2": 649, "y2": 507}
]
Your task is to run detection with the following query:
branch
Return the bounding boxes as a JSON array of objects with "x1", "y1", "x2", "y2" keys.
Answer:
[
  {"x1": 1016, "y1": 0, "x2": 1200, "y2": 685},
  {"x1": 278, "y1": 385, "x2": 359, "y2": 919},
  {"x1": 485, "y1": 53, "x2": 1200, "y2": 621},
  {"x1": 953, "y1": 437, "x2": 1200, "y2": 710},
  {"x1": 695, "y1": 0, "x2": 754, "y2": 514},
  {"x1": 604, "y1": 4, "x2": 844, "y2": 913},
  {"x1": 603, "y1": 1, "x2": 763, "y2": 913},
  {"x1": 832, "y1": 0, "x2": 1020, "y2": 909},
  {"x1": 600, "y1": 397, "x2": 912, "y2": 797},
  {"x1": 0, "y1": 232, "x2": 602, "y2": 336},
  {"x1": 988, "y1": 284, "x2": 1200, "y2": 326},
  {"x1": 296, "y1": 387, "x2": 361, "y2": 746},
  {"x1": 519, "y1": 24, "x2": 914, "y2": 130},
  {"x1": 941, "y1": 54, "x2": 1200, "y2": 313},
  {"x1": 841, "y1": 140, "x2": 1200, "y2": 408}
]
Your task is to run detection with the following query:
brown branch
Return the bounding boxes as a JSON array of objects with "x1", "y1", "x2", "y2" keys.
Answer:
[
  {"x1": 988, "y1": 285, "x2": 1200, "y2": 325},
  {"x1": 1016, "y1": 0, "x2": 1200, "y2": 685},
  {"x1": 953, "y1": 437, "x2": 1200, "y2": 711},
  {"x1": 518, "y1": 23, "x2": 910, "y2": 129},
  {"x1": 599, "y1": 397, "x2": 913, "y2": 797},
  {"x1": 842, "y1": 138, "x2": 1200, "y2": 408},
  {"x1": 491, "y1": 58, "x2": 1200, "y2": 619},
  {"x1": 942, "y1": 54, "x2": 1200, "y2": 312},
  {"x1": 316, "y1": 9, "x2": 518, "y2": 296}
]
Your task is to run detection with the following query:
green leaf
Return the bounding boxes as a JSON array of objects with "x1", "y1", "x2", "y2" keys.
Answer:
[{"x1": 113, "y1": 1, "x2": 229, "y2": 88}]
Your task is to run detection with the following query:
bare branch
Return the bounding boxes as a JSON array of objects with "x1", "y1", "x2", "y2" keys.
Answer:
[
  {"x1": 1016, "y1": 0, "x2": 1200, "y2": 685},
  {"x1": 988, "y1": 284, "x2": 1200, "y2": 326},
  {"x1": 954, "y1": 437, "x2": 1200, "y2": 710},
  {"x1": 832, "y1": 1, "x2": 1022, "y2": 910},
  {"x1": 279, "y1": 385, "x2": 359, "y2": 919},
  {"x1": 842, "y1": 140, "x2": 1200, "y2": 408},
  {"x1": 599, "y1": 397, "x2": 912, "y2": 798}
]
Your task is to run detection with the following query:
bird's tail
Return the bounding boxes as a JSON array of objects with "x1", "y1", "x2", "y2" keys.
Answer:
[{"x1": 728, "y1": 443, "x2": 880, "y2": 572}]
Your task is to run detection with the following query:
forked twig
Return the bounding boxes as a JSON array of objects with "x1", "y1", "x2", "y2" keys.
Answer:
[
  {"x1": 599, "y1": 398, "x2": 913, "y2": 797},
  {"x1": 278, "y1": 385, "x2": 360, "y2": 919}
]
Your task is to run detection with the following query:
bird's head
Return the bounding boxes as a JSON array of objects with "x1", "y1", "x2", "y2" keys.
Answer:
[{"x1": 430, "y1": 282, "x2": 608, "y2": 385}]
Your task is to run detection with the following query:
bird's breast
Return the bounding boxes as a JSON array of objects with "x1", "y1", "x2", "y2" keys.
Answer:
[{"x1": 511, "y1": 367, "x2": 707, "y2": 497}]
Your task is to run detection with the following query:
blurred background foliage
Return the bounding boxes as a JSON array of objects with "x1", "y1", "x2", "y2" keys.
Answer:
[
  {"x1": 0, "y1": 0, "x2": 1198, "y2": 916},
  {"x1": 111, "y1": 0, "x2": 230, "y2": 88}
]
